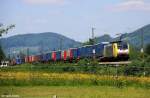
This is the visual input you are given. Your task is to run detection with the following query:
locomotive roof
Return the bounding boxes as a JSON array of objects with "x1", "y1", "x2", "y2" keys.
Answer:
[{"x1": 109, "y1": 40, "x2": 122, "y2": 43}]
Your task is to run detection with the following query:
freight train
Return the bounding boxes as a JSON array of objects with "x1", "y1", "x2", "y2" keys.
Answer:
[{"x1": 11, "y1": 41, "x2": 129, "y2": 65}]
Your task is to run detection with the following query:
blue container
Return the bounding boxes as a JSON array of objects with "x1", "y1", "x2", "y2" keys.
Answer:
[
  {"x1": 94, "y1": 43, "x2": 105, "y2": 57},
  {"x1": 78, "y1": 46, "x2": 86, "y2": 58},
  {"x1": 77, "y1": 47, "x2": 83, "y2": 58},
  {"x1": 43, "y1": 54, "x2": 47, "y2": 61},
  {"x1": 77, "y1": 48, "x2": 80, "y2": 58},
  {"x1": 40, "y1": 54, "x2": 46, "y2": 62},
  {"x1": 85, "y1": 45, "x2": 94, "y2": 58},
  {"x1": 15, "y1": 55, "x2": 25, "y2": 64},
  {"x1": 78, "y1": 45, "x2": 94, "y2": 58},
  {"x1": 56, "y1": 51, "x2": 61, "y2": 60},
  {"x1": 71, "y1": 48, "x2": 78, "y2": 59},
  {"x1": 16, "y1": 58, "x2": 22, "y2": 64},
  {"x1": 78, "y1": 43, "x2": 106, "y2": 59},
  {"x1": 45, "y1": 53, "x2": 52, "y2": 61},
  {"x1": 40, "y1": 53, "x2": 52, "y2": 62}
]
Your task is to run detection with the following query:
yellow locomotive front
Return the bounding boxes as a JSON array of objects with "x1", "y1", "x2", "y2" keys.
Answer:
[
  {"x1": 116, "y1": 41, "x2": 129, "y2": 60},
  {"x1": 103, "y1": 41, "x2": 129, "y2": 61}
]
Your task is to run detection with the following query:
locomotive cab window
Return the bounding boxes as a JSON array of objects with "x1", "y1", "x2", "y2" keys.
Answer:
[{"x1": 117, "y1": 42, "x2": 128, "y2": 49}]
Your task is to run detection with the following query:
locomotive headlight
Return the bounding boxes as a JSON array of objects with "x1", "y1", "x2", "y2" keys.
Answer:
[{"x1": 118, "y1": 49, "x2": 129, "y2": 54}]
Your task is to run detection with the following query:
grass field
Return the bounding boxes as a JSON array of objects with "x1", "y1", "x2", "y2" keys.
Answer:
[
  {"x1": 0, "y1": 86, "x2": 149, "y2": 98},
  {"x1": 0, "y1": 71, "x2": 150, "y2": 87},
  {"x1": 0, "y1": 63, "x2": 150, "y2": 98}
]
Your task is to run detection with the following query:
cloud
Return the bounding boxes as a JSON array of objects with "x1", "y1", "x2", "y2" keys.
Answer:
[
  {"x1": 107, "y1": 0, "x2": 150, "y2": 12},
  {"x1": 23, "y1": 0, "x2": 66, "y2": 5}
]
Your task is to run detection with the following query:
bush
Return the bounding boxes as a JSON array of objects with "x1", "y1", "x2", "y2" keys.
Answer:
[
  {"x1": 63, "y1": 66, "x2": 76, "y2": 72},
  {"x1": 145, "y1": 56, "x2": 150, "y2": 62},
  {"x1": 124, "y1": 57, "x2": 150, "y2": 76},
  {"x1": 145, "y1": 43, "x2": 150, "y2": 55}
]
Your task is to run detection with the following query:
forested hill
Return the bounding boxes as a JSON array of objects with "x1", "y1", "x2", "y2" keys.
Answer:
[
  {"x1": 0, "y1": 32, "x2": 81, "y2": 56},
  {"x1": 123, "y1": 24, "x2": 150, "y2": 48},
  {"x1": 96, "y1": 24, "x2": 150, "y2": 48}
]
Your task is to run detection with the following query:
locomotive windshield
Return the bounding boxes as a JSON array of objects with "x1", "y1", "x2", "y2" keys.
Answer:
[{"x1": 117, "y1": 42, "x2": 128, "y2": 49}]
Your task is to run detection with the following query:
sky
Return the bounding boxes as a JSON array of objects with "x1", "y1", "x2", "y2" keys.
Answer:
[{"x1": 0, "y1": 0, "x2": 150, "y2": 42}]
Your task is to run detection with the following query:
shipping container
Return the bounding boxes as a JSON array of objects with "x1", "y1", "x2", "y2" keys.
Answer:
[
  {"x1": 67, "y1": 49, "x2": 72, "y2": 60},
  {"x1": 31, "y1": 56, "x2": 35, "y2": 62},
  {"x1": 25, "y1": 56, "x2": 29, "y2": 63},
  {"x1": 41, "y1": 53, "x2": 52, "y2": 62},
  {"x1": 85, "y1": 45, "x2": 94, "y2": 58},
  {"x1": 56, "y1": 51, "x2": 61, "y2": 61},
  {"x1": 66, "y1": 48, "x2": 78, "y2": 61},
  {"x1": 61, "y1": 50, "x2": 67, "y2": 61},
  {"x1": 78, "y1": 45, "x2": 93, "y2": 58},
  {"x1": 31, "y1": 55, "x2": 40, "y2": 62},
  {"x1": 77, "y1": 47, "x2": 82, "y2": 59},
  {"x1": 41, "y1": 54, "x2": 46, "y2": 62},
  {"x1": 16, "y1": 58, "x2": 22, "y2": 64},
  {"x1": 52, "y1": 51, "x2": 56, "y2": 61},
  {"x1": 71, "y1": 48, "x2": 78, "y2": 59},
  {"x1": 28, "y1": 56, "x2": 32, "y2": 63},
  {"x1": 15, "y1": 56, "x2": 24, "y2": 64},
  {"x1": 94, "y1": 43, "x2": 105, "y2": 57},
  {"x1": 46, "y1": 53, "x2": 52, "y2": 61}
]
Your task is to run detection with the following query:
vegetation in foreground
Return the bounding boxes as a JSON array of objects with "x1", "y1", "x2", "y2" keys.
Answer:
[
  {"x1": 0, "y1": 55, "x2": 150, "y2": 88},
  {"x1": 0, "y1": 86, "x2": 149, "y2": 98},
  {"x1": 1, "y1": 57, "x2": 150, "y2": 76},
  {"x1": 0, "y1": 71, "x2": 150, "y2": 88}
]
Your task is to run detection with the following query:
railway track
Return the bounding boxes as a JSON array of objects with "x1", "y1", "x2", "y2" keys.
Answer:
[{"x1": 99, "y1": 61, "x2": 131, "y2": 66}]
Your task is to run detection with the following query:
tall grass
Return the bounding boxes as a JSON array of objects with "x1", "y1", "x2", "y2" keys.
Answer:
[{"x1": 0, "y1": 72, "x2": 150, "y2": 88}]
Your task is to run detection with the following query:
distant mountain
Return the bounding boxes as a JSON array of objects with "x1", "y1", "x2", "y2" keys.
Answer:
[
  {"x1": 95, "y1": 24, "x2": 150, "y2": 48},
  {"x1": 0, "y1": 32, "x2": 81, "y2": 56},
  {"x1": 122, "y1": 24, "x2": 150, "y2": 48}
]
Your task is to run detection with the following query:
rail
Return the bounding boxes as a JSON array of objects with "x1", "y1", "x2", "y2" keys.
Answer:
[{"x1": 99, "y1": 61, "x2": 131, "y2": 66}]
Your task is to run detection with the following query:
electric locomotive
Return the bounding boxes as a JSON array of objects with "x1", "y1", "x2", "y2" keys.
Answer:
[{"x1": 103, "y1": 41, "x2": 129, "y2": 61}]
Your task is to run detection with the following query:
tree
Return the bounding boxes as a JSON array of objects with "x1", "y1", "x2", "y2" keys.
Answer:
[
  {"x1": 83, "y1": 38, "x2": 97, "y2": 46},
  {"x1": 145, "y1": 43, "x2": 150, "y2": 55},
  {"x1": 0, "y1": 45, "x2": 5, "y2": 60},
  {"x1": 0, "y1": 24, "x2": 15, "y2": 36},
  {"x1": 0, "y1": 23, "x2": 15, "y2": 61}
]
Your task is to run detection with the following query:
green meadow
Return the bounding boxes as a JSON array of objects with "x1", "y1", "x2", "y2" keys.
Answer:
[{"x1": 0, "y1": 86, "x2": 149, "y2": 98}]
